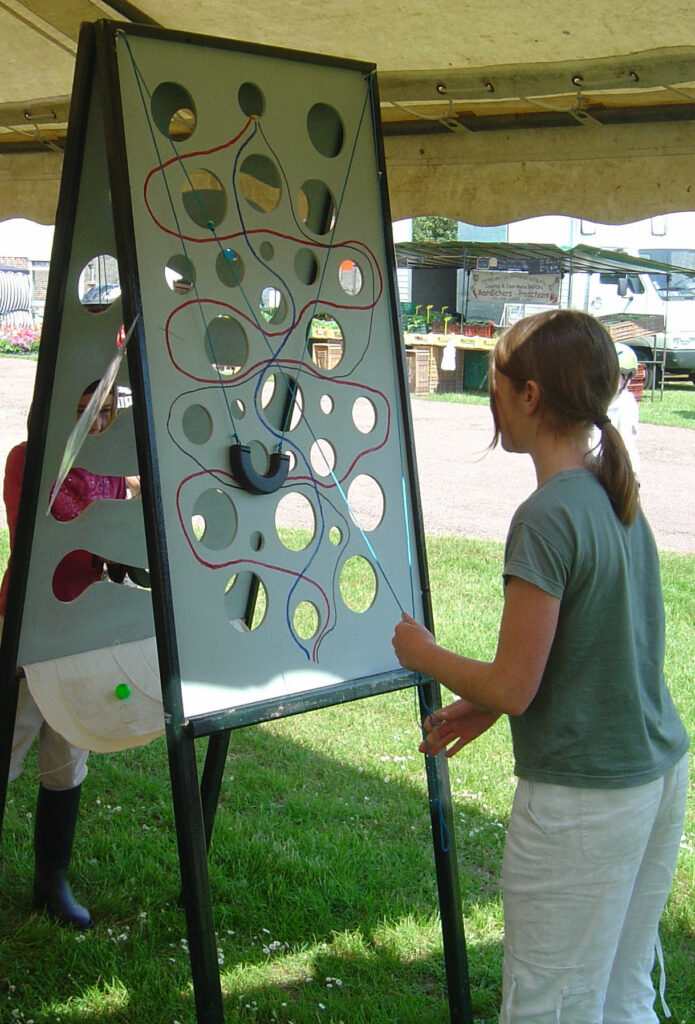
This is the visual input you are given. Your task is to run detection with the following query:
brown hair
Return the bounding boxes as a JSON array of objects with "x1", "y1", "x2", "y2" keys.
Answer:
[{"x1": 489, "y1": 309, "x2": 639, "y2": 525}]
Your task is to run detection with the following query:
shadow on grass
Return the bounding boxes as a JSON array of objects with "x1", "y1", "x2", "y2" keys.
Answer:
[
  {"x1": 1, "y1": 714, "x2": 507, "y2": 1024},
  {"x1": 3, "y1": 717, "x2": 692, "y2": 1023}
]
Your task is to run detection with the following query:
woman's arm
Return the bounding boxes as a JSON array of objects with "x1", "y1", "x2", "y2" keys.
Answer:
[{"x1": 392, "y1": 576, "x2": 560, "y2": 716}]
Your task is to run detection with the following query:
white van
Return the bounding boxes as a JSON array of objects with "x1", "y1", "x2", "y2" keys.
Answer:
[
  {"x1": 586, "y1": 252, "x2": 695, "y2": 388},
  {"x1": 506, "y1": 216, "x2": 695, "y2": 388}
]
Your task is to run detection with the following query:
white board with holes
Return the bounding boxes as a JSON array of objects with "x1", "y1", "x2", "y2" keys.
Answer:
[
  {"x1": 112, "y1": 31, "x2": 427, "y2": 717},
  {"x1": 20, "y1": 26, "x2": 427, "y2": 723}
]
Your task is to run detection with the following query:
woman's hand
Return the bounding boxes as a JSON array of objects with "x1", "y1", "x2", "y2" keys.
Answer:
[
  {"x1": 126, "y1": 475, "x2": 141, "y2": 498},
  {"x1": 392, "y1": 612, "x2": 436, "y2": 672},
  {"x1": 420, "y1": 699, "x2": 501, "y2": 758}
]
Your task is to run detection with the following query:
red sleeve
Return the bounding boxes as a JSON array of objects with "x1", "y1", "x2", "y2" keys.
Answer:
[
  {"x1": 0, "y1": 442, "x2": 27, "y2": 615},
  {"x1": 3, "y1": 442, "x2": 27, "y2": 551}
]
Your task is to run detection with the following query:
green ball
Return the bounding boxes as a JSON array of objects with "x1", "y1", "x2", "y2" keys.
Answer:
[{"x1": 115, "y1": 683, "x2": 131, "y2": 700}]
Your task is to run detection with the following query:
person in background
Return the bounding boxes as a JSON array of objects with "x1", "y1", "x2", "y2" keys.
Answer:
[
  {"x1": 591, "y1": 341, "x2": 641, "y2": 477},
  {"x1": 0, "y1": 383, "x2": 136, "y2": 929},
  {"x1": 392, "y1": 310, "x2": 688, "y2": 1024}
]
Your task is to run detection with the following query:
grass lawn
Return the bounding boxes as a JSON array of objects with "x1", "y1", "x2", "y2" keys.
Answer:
[
  {"x1": 423, "y1": 377, "x2": 695, "y2": 431},
  {"x1": 0, "y1": 529, "x2": 693, "y2": 1024}
]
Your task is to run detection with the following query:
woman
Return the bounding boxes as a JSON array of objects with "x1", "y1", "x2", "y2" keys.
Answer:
[{"x1": 392, "y1": 310, "x2": 689, "y2": 1024}]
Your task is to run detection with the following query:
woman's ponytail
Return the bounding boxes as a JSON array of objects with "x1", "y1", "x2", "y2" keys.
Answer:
[{"x1": 592, "y1": 418, "x2": 640, "y2": 526}]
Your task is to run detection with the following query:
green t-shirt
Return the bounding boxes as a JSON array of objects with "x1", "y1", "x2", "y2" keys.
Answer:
[{"x1": 504, "y1": 468, "x2": 689, "y2": 788}]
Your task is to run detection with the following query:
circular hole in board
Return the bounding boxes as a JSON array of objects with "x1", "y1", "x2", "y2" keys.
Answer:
[
  {"x1": 216, "y1": 248, "x2": 245, "y2": 288},
  {"x1": 238, "y1": 153, "x2": 282, "y2": 213},
  {"x1": 191, "y1": 489, "x2": 238, "y2": 550},
  {"x1": 307, "y1": 103, "x2": 344, "y2": 158},
  {"x1": 347, "y1": 474, "x2": 385, "y2": 531},
  {"x1": 78, "y1": 255, "x2": 120, "y2": 312},
  {"x1": 238, "y1": 82, "x2": 265, "y2": 118},
  {"x1": 297, "y1": 179, "x2": 336, "y2": 235},
  {"x1": 205, "y1": 315, "x2": 248, "y2": 377},
  {"x1": 151, "y1": 82, "x2": 197, "y2": 141},
  {"x1": 339, "y1": 555, "x2": 377, "y2": 613},
  {"x1": 275, "y1": 492, "x2": 316, "y2": 550},
  {"x1": 293, "y1": 601, "x2": 320, "y2": 640},
  {"x1": 182, "y1": 168, "x2": 227, "y2": 229}
]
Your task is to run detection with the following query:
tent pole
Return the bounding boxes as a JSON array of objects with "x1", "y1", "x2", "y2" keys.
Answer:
[{"x1": 96, "y1": 1, "x2": 162, "y2": 26}]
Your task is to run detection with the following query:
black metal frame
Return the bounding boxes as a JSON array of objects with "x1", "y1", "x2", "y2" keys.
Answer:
[{"x1": 0, "y1": 21, "x2": 473, "y2": 1024}]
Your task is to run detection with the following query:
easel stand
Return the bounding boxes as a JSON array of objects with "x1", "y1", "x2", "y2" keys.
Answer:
[{"x1": 0, "y1": 20, "x2": 473, "y2": 1023}]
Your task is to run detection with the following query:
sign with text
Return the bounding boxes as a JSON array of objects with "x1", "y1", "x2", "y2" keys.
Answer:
[{"x1": 470, "y1": 270, "x2": 561, "y2": 304}]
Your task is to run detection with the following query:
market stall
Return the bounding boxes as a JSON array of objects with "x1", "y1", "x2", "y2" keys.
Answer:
[{"x1": 396, "y1": 241, "x2": 695, "y2": 395}]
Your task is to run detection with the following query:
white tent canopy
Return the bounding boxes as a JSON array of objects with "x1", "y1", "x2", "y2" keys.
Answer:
[{"x1": 2, "y1": 1, "x2": 695, "y2": 225}]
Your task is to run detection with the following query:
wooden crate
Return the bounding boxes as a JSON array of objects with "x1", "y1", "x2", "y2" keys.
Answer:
[
  {"x1": 432, "y1": 345, "x2": 464, "y2": 393},
  {"x1": 600, "y1": 314, "x2": 665, "y2": 342},
  {"x1": 311, "y1": 340, "x2": 343, "y2": 370},
  {"x1": 406, "y1": 345, "x2": 430, "y2": 394}
]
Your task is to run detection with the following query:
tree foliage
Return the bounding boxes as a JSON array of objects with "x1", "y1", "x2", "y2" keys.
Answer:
[{"x1": 412, "y1": 216, "x2": 458, "y2": 243}]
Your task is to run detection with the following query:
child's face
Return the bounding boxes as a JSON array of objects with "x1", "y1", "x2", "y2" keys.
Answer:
[{"x1": 77, "y1": 392, "x2": 116, "y2": 434}]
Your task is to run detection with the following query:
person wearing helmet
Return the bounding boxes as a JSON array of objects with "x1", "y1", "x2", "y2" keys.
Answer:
[
  {"x1": 591, "y1": 341, "x2": 641, "y2": 477},
  {"x1": 616, "y1": 341, "x2": 639, "y2": 378}
]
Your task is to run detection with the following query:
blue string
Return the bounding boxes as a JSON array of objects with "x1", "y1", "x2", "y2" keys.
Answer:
[{"x1": 120, "y1": 33, "x2": 243, "y2": 443}]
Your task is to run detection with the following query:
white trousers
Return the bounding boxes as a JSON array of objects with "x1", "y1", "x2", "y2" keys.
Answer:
[
  {"x1": 1, "y1": 615, "x2": 88, "y2": 791},
  {"x1": 500, "y1": 754, "x2": 689, "y2": 1024}
]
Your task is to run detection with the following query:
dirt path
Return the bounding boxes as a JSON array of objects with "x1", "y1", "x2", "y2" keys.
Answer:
[
  {"x1": 1, "y1": 357, "x2": 694, "y2": 553},
  {"x1": 410, "y1": 398, "x2": 695, "y2": 554}
]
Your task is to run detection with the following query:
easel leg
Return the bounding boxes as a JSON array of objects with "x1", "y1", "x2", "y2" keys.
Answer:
[
  {"x1": 200, "y1": 730, "x2": 231, "y2": 849},
  {"x1": 178, "y1": 730, "x2": 231, "y2": 909},
  {"x1": 0, "y1": 668, "x2": 20, "y2": 841},
  {"x1": 418, "y1": 679, "x2": 475, "y2": 1024},
  {"x1": 167, "y1": 725, "x2": 225, "y2": 1024}
]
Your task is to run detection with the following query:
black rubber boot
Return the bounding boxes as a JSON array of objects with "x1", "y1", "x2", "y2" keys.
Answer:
[{"x1": 33, "y1": 784, "x2": 93, "y2": 930}]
